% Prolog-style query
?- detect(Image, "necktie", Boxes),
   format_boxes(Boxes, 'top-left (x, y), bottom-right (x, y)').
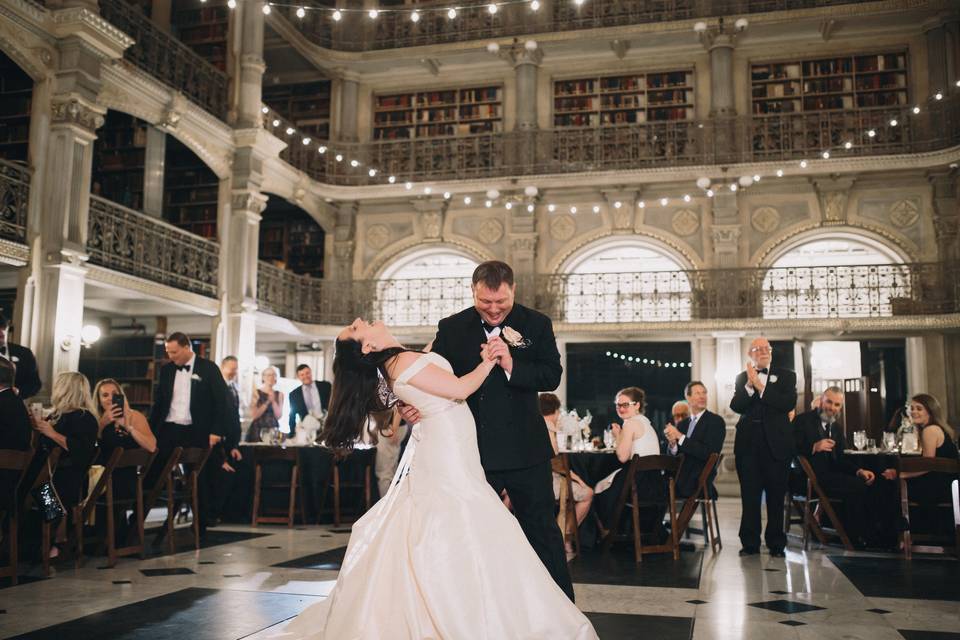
top-left (229, 383), bottom-right (239, 406)
top-left (688, 413), bottom-right (699, 439)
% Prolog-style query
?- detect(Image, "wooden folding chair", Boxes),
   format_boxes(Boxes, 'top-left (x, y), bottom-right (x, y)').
top-left (601, 454), bottom-right (682, 562)
top-left (674, 453), bottom-right (723, 553)
top-left (792, 456), bottom-right (853, 551)
top-left (328, 449), bottom-right (373, 527)
top-left (898, 456), bottom-right (960, 559)
top-left (251, 446), bottom-right (306, 527)
top-left (551, 453), bottom-right (580, 557)
top-left (75, 448), bottom-right (156, 567)
top-left (152, 446), bottom-right (210, 554)
top-left (0, 448), bottom-right (34, 585)
top-left (20, 448), bottom-right (63, 577)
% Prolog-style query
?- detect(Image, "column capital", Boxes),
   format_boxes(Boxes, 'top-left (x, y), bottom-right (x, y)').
top-left (50, 96), bottom-right (105, 134)
top-left (230, 190), bottom-right (268, 218)
top-left (698, 29), bottom-right (736, 52)
top-left (493, 39), bottom-right (543, 67)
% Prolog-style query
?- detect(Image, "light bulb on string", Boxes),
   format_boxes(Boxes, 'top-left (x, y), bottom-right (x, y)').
top-left (843, 141), bottom-right (853, 149)
top-left (424, 186), bottom-right (432, 195)
top-left (388, 175), bottom-right (396, 183)
top-left (799, 160), bottom-right (808, 168)
top-left (729, 183), bottom-right (738, 192)
top-left (301, 137), bottom-right (311, 145)
top-left (350, 159), bottom-right (360, 167)
top-left (368, 9), bottom-right (378, 19)
top-left (272, 119), bottom-right (280, 127)
top-left (335, 154), bottom-right (343, 162)
top-left (285, 126), bottom-right (295, 135)
top-left (776, 169), bottom-right (784, 177)
top-left (443, 191), bottom-right (451, 200)
top-left (570, 206), bottom-right (577, 214)
top-left (368, 168), bottom-right (377, 177)
top-left (660, 197), bottom-right (668, 206)
top-left (261, 106), bottom-right (269, 114)
top-left (889, 118), bottom-right (898, 127)
top-left (332, 9), bottom-right (342, 21)
top-left (682, 194), bottom-right (691, 203)
top-left (527, 204), bottom-right (535, 212)
top-left (411, 10), bottom-right (420, 22)
top-left (913, 106), bottom-right (921, 114)
top-left (592, 205), bottom-right (600, 213)
top-left (405, 181), bottom-right (413, 190)
top-left (447, 7), bottom-right (457, 19)
top-left (530, 0), bottom-right (540, 9)
top-left (821, 151), bottom-right (830, 159)
top-left (867, 129), bottom-right (876, 138)
top-left (296, 6), bottom-right (305, 18)
top-left (318, 145), bottom-right (327, 154)
top-left (262, 3), bottom-right (271, 15)
top-left (487, 4), bottom-right (498, 15)
top-left (638, 200), bottom-right (645, 208)
top-left (505, 202), bottom-right (513, 210)
top-left (464, 196), bottom-right (472, 205)
top-left (613, 201), bottom-right (622, 208)
top-left (935, 91), bottom-right (943, 101)
top-left (227, 0), bottom-right (236, 8)
top-left (706, 189), bottom-right (714, 197)
top-left (485, 200), bottom-right (493, 208)
top-left (547, 204), bottom-right (556, 212)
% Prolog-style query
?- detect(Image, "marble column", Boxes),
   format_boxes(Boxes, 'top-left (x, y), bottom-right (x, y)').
top-left (505, 42), bottom-right (542, 169)
top-left (142, 126), bottom-right (166, 217)
top-left (338, 76), bottom-right (360, 142)
top-left (712, 331), bottom-right (743, 491)
top-left (330, 201), bottom-right (358, 281)
top-left (700, 26), bottom-right (739, 164)
top-left (235, 0), bottom-right (266, 129)
top-left (926, 20), bottom-right (949, 95)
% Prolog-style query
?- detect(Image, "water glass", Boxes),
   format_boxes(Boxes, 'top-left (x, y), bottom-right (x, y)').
top-left (853, 431), bottom-right (867, 451)
top-left (883, 432), bottom-right (897, 452)
top-left (30, 402), bottom-right (43, 421)
top-left (866, 438), bottom-right (876, 452)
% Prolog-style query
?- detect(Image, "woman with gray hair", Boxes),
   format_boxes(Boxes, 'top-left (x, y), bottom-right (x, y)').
top-left (31, 371), bottom-right (99, 558)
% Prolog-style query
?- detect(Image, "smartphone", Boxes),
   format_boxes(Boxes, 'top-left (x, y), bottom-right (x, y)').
top-left (112, 392), bottom-right (125, 417)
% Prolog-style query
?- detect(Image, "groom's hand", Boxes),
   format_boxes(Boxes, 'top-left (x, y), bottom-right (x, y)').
top-left (486, 337), bottom-right (513, 375)
top-left (398, 401), bottom-right (421, 425)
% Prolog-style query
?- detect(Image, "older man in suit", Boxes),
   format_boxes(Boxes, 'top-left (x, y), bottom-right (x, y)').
top-left (730, 337), bottom-right (797, 557)
top-left (665, 380), bottom-right (726, 500)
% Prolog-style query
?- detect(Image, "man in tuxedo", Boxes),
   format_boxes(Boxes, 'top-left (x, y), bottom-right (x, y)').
top-left (664, 380), bottom-right (726, 499)
top-left (209, 355), bottom-right (245, 524)
top-left (402, 260), bottom-right (573, 602)
top-left (288, 364), bottom-right (331, 437)
top-left (730, 337), bottom-right (797, 557)
top-left (148, 332), bottom-right (231, 535)
top-left (0, 311), bottom-right (41, 399)
top-left (793, 386), bottom-right (875, 546)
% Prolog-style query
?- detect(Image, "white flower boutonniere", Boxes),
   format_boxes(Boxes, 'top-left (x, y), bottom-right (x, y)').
top-left (11, 356), bottom-right (19, 363)
top-left (191, 373), bottom-right (202, 382)
top-left (769, 374), bottom-right (778, 383)
top-left (501, 326), bottom-right (532, 349)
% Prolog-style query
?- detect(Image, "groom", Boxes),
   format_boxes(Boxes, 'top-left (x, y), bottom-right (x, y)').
top-left (401, 260), bottom-right (574, 601)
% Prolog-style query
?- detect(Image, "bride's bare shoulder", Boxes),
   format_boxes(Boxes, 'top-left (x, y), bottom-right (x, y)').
top-left (385, 351), bottom-right (424, 379)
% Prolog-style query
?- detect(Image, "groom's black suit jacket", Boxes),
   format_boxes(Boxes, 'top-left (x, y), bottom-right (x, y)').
top-left (149, 355), bottom-right (231, 441)
top-left (432, 304), bottom-right (561, 472)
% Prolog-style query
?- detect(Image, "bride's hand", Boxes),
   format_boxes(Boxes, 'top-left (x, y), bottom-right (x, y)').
top-left (480, 343), bottom-right (498, 364)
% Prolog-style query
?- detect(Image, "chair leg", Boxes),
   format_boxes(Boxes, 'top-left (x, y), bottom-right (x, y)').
top-left (333, 464), bottom-right (341, 528)
top-left (10, 511), bottom-right (18, 586)
top-left (287, 464), bottom-right (298, 528)
top-left (631, 487), bottom-right (642, 564)
top-left (106, 485), bottom-right (117, 568)
top-left (364, 466), bottom-right (372, 512)
top-left (191, 473), bottom-right (201, 551)
top-left (252, 463), bottom-right (262, 527)
top-left (711, 499), bottom-right (722, 552)
top-left (73, 506), bottom-right (83, 569)
top-left (166, 479), bottom-right (175, 556)
top-left (136, 478), bottom-right (146, 560)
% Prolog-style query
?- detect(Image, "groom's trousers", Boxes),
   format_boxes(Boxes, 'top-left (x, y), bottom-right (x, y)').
top-left (486, 459), bottom-right (576, 602)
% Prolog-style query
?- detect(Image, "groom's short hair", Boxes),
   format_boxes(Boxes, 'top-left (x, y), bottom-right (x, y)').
top-left (472, 261), bottom-right (514, 290)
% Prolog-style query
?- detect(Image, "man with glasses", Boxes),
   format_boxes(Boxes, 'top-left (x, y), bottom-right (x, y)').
top-left (730, 338), bottom-right (797, 557)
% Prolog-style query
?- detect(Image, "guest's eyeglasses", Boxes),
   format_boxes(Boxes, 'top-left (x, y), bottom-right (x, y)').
top-left (615, 401), bottom-right (638, 409)
top-left (749, 346), bottom-right (773, 354)
top-left (672, 413), bottom-right (688, 420)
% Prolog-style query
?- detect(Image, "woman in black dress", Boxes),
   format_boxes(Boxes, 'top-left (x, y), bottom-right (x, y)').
top-left (246, 367), bottom-right (284, 442)
top-left (31, 372), bottom-right (99, 558)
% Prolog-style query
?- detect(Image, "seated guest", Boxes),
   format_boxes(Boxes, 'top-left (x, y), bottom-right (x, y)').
top-left (31, 372), bottom-right (99, 558)
top-left (373, 407), bottom-right (408, 499)
top-left (671, 401), bottom-right (691, 426)
top-left (288, 364), bottom-right (331, 438)
top-left (594, 387), bottom-right (665, 538)
top-left (540, 393), bottom-right (594, 552)
top-left (0, 356), bottom-right (32, 510)
top-left (93, 378), bottom-right (157, 543)
top-left (881, 393), bottom-right (959, 535)
top-left (793, 386), bottom-right (876, 547)
top-left (0, 311), bottom-right (41, 399)
top-left (664, 380), bottom-right (726, 499)
top-left (246, 367), bottom-right (283, 443)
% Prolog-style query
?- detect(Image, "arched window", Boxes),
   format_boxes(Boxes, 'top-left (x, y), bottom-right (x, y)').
top-left (560, 239), bottom-right (692, 323)
top-left (376, 248), bottom-right (479, 326)
top-left (762, 235), bottom-right (908, 319)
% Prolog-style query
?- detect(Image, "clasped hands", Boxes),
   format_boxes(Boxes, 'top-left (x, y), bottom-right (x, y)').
top-left (481, 336), bottom-right (513, 373)
top-left (745, 361), bottom-right (765, 393)
top-left (663, 423), bottom-right (682, 445)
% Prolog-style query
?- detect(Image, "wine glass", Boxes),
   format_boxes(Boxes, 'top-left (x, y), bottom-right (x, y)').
top-left (853, 431), bottom-right (867, 451)
top-left (883, 432), bottom-right (897, 452)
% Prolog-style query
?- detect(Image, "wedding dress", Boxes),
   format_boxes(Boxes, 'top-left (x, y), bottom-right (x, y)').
top-left (274, 352), bottom-right (597, 640)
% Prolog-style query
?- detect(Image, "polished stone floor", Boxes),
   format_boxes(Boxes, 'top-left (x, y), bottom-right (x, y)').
top-left (1, 502), bottom-right (957, 640)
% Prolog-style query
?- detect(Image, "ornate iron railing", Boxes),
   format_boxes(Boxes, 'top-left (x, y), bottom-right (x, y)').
top-left (255, 261), bottom-right (960, 326)
top-left (270, 98), bottom-right (960, 185)
top-left (88, 196), bottom-right (220, 297)
top-left (282, 0), bottom-right (877, 52)
top-left (99, 0), bottom-right (229, 120)
top-left (0, 159), bottom-right (30, 245)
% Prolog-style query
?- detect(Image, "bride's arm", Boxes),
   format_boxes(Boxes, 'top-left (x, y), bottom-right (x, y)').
top-left (390, 351), bottom-right (496, 401)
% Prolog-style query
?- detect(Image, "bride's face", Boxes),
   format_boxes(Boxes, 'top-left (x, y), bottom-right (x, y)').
top-left (339, 318), bottom-right (392, 354)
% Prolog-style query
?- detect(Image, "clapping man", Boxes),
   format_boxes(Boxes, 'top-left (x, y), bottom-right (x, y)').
top-left (792, 386), bottom-right (875, 547)
top-left (730, 337), bottom-right (797, 557)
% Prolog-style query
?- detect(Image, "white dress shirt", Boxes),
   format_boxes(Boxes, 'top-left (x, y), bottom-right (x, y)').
top-left (670, 409), bottom-right (705, 454)
top-left (165, 354), bottom-right (196, 425)
top-left (744, 369), bottom-right (770, 398)
top-left (483, 324), bottom-right (511, 381)
top-left (303, 382), bottom-right (323, 415)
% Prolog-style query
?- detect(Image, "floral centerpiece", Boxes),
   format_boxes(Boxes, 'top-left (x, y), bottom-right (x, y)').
top-left (556, 408), bottom-right (593, 451)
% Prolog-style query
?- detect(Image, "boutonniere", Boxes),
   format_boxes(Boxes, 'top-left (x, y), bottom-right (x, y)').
top-left (501, 326), bottom-right (532, 349)
top-left (191, 373), bottom-right (202, 382)
top-left (769, 374), bottom-right (778, 383)
top-left (10, 356), bottom-right (19, 363)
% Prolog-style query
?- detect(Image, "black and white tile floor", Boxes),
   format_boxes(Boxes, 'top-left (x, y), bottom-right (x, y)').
top-left (1, 502), bottom-right (957, 639)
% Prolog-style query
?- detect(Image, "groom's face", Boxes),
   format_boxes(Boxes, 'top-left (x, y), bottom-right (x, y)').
top-left (472, 282), bottom-right (515, 327)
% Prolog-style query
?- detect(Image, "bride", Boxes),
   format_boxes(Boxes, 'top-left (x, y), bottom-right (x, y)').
top-left (274, 318), bottom-right (597, 640)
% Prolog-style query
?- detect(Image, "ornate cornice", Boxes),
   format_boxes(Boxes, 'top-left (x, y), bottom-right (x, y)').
top-left (0, 237), bottom-right (30, 266)
top-left (51, 97), bottom-right (105, 131)
top-left (86, 264), bottom-right (220, 315)
top-left (49, 7), bottom-right (133, 58)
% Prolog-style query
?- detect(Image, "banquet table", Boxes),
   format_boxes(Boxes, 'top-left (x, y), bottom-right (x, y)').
top-left (562, 449), bottom-right (620, 487)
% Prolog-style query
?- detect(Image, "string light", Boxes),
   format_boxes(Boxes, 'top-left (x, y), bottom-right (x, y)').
top-left (332, 9), bottom-right (342, 20)
top-left (263, 0), bottom-right (586, 23)
top-left (487, 3), bottom-right (498, 14)
top-left (296, 6), bottom-right (305, 18)
top-left (405, 181), bottom-right (413, 190)
top-left (368, 9), bottom-right (378, 19)
top-left (447, 7), bottom-right (457, 19)
top-left (411, 10), bottom-right (420, 22)
top-left (227, 0), bottom-right (236, 8)
top-left (350, 159), bottom-right (360, 167)
top-left (285, 126), bottom-right (295, 135)
top-left (530, 0), bottom-right (540, 9)
top-left (464, 196), bottom-right (472, 205)
top-left (262, 3), bottom-right (271, 14)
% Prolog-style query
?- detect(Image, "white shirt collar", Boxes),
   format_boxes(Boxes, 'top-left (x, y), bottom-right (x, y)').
top-left (691, 409), bottom-right (706, 421)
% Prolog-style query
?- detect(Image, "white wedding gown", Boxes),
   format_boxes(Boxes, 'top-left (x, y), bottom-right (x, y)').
top-left (274, 352), bottom-right (597, 640)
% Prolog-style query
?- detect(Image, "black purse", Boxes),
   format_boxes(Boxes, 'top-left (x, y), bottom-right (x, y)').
top-left (31, 459), bottom-right (65, 523)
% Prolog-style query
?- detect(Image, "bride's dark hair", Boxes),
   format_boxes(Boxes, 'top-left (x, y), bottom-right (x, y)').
top-left (321, 338), bottom-right (412, 450)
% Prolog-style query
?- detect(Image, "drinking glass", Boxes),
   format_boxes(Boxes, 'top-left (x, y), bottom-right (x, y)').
top-left (883, 432), bottom-right (897, 452)
top-left (30, 402), bottom-right (43, 421)
top-left (866, 438), bottom-right (876, 452)
top-left (853, 431), bottom-right (867, 451)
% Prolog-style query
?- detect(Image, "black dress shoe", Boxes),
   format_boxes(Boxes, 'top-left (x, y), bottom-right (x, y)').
top-left (769, 548), bottom-right (786, 558)
top-left (739, 547), bottom-right (760, 556)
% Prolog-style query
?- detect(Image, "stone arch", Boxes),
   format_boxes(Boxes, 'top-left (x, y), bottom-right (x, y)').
top-left (364, 237), bottom-right (495, 281)
top-left (753, 224), bottom-right (913, 268)
top-left (549, 229), bottom-right (700, 275)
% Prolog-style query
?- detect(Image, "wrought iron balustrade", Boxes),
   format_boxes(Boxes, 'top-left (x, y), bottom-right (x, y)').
top-left (99, 0), bottom-right (229, 120)
top-left (271, 98), bottom-right (960, 185)
top-left (88, 196), bottom-right (219, 297)
top-left (0, 159), bottom-right (29, 245)
top-left (283, 0), bottom-right (876, 52)
top-left (255, 262), bottom-right (960, 326)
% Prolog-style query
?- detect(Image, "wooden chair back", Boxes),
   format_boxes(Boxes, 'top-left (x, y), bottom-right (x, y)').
top-left (251, 446), bottom-right (305, 527)
top-left (674, 453), bottom-right (723, 552)
top-left (551, 453), bottom-right (579, 557)
top-left (897, 455), bottom-right (960, 559)
top-left (0, 448), bottom-right (34, 585)
top-left (794, 456), bottom-right (853, 551)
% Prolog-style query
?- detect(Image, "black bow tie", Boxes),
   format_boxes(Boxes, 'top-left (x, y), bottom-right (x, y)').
top-left (756, 367), bottom-right (769, 375)
top-left (482, 321), bottom-right (502, 332)
top-left (176, 364), bottom-right (191, 372)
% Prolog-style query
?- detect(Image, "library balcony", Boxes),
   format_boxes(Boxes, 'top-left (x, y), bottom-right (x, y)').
top-left (255, 260), bottom-right (960, 330)
top-left (87, 195), bottom-right (220, 298)
top-left (0, 158), bottom-right (29, 248)
top-left (270, 97), bottom-right (960, 186)
top-left (280, 0), bottom-right (876, 52)
top-left (99, 0), bottom-right (229, 120)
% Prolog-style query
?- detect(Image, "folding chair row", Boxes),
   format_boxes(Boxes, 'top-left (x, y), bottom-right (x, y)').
top-left (0, 448), bottom-right (35, 585)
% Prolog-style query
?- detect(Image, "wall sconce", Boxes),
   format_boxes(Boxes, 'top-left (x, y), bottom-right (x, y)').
top-left (60, 324), bottom-right (102, 351)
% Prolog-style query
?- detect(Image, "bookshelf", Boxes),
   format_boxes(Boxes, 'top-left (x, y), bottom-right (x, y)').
top-left (163, 135), bottom-right (220, 239)
top-left (263, 81), bottom-right (331, 140)
top-left (373, 86), bottom-right (503, 140)
top-left (0, 52), bottom-right (33, 163)
top-left (78, 336), bottom-right (166, 414)
top-left (553, 70), bottom-right (694, 128)
top-left (259, 197), bottom-right (325, 278)
top-left (91, 111), bottom-right (148, 212)
top-left (751, 52), bottom-right (908, 115)
top-left (171, 0), bottom-right (231, 73)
